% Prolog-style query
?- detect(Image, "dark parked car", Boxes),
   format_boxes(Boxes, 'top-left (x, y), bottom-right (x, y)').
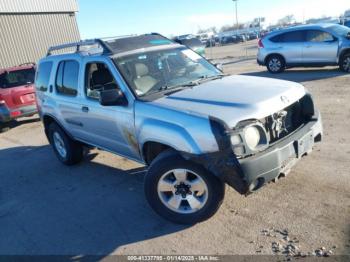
top-left (220, 35), bottom-right (239, 45)
top-left (248, 32), bottom-right (259, 40)
top-left (223, 34), bottom-right (245, 44)
top-left (205, 38), bottom-right (216, 47)
top-left (236, 34), bottom-right (246, 42)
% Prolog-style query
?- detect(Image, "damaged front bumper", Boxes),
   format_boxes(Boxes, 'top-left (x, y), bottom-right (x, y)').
top-left (237, 110), bottom-right (323, 192)
top-left (182, 111), bottom-right (322, 195)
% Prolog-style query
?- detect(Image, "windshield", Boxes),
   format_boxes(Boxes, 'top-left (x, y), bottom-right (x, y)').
top-left (329, 24), bottom-right (350, 37)
top-left (114, 47), bottom-right (221, 97)
top-left (0, 68), bottom-right (35, 89)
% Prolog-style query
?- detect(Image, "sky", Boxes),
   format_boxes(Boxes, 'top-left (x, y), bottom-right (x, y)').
top-left (76, 0), bottom-right (350, 39)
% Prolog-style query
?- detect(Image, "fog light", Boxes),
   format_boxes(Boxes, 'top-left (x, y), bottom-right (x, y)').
top-left (230, 134), bottom-right (241, 145)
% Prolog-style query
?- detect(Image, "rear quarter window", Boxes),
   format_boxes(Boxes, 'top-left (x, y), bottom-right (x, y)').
top-left (56, 60), bottom-right (79, 96)
top-left (35, 62), bottom-right (53, 92)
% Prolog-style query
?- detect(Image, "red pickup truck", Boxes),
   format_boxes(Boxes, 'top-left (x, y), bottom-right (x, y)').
top-left (0, 63), bottom-right (37, 132)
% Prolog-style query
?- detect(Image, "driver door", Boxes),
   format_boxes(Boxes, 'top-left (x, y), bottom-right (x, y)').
top-left (77, 58), bottom-right (140, 160)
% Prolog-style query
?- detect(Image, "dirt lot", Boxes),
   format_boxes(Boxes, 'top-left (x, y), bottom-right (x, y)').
top-left (0, 43), bottom-right (349, 258)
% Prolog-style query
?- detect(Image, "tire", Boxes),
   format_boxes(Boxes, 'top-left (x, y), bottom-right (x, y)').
top-left (144, 150), bottom-right (225, 224)
top-left (0, 122), bottom-right (10, 133)
top-left (48, 122), bottom-right (83, 165)
top-left (266, 55), bottom-right (285, 73)
top-left (339, 53), bottom-right (350, 73)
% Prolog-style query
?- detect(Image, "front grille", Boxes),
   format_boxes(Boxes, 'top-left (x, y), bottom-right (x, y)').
top-left (263, 95), bottom-right (314, 143)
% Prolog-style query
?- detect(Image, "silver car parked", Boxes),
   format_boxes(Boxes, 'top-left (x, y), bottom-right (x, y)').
top-left (257, 24), bottom-right (350, 73)
top-left (35, 34), bottom-right (322, 224)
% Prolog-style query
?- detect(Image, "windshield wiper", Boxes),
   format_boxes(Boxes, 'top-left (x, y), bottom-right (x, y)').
top-left (160, 82), bottom-right (197, 91)
top-left (144, 74), bottom-right (227, 97)
top-left (161, 74), bottom-right (226, 92)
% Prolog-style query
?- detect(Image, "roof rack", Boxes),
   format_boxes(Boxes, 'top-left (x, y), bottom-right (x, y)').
top-left (99, 34), bottom-right (137, 42)
top-left (46, 33), bottom-right (177, 57)
top-left (47, 39), bottom-right (113, 56)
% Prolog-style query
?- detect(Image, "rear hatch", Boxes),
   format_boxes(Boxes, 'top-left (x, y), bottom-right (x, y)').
top-left (0, 67), bottom-right (36, 110)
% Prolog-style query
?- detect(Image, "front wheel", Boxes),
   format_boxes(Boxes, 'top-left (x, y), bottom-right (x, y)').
top-left (144, 151), bottom-right (225, 224)
top-left (339, 54), bottom-right (350, 73)
top-left (266, 55), bottom-right (285, 73)
top-left (0, 122), bottom-right (10, 133)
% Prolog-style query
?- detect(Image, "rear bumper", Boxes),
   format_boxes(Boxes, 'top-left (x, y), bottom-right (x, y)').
top-left (238, 111), bottom-right (323, 191)
top-left (0, 104), bottom-right (37, 123)
top-left (257, 58), bottom-right (265, 66)
top-left (257, 49), bottom-right (267, 66)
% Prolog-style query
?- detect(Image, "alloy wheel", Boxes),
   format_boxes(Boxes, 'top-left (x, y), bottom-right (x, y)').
top-left (157, 168), bottom-right (208, 214)
top-left (268, 58), bottom-right (282, 72)
top-left (53, 132), bottom-right (67, 158)
top-left (343, 57), bottom-right (350, 72)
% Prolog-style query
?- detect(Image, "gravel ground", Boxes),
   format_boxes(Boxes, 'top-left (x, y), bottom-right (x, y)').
top-left (0, 44), bottom-right (349, 258)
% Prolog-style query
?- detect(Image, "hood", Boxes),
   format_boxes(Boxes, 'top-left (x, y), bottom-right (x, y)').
top-left (153, 75), bottom-right (306, 128)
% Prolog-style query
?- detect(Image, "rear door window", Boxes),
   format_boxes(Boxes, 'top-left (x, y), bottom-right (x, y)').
top-left (56, 60), bottom-right (79, 96)
top-left (306, 30), bottom-right (335, 42)
top-left (0, 68), bottom-right (35, 89)
top-left (35, 62), bottom-right (53, 92)
top-left (270, 31), bottom-right (305, 43)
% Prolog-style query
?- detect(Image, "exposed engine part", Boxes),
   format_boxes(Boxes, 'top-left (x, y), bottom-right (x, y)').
top-left (271, 110), bottom-right (288, 139)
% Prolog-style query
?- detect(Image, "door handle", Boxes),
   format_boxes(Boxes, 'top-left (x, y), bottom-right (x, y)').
top-left (82, 106), bottom-right (89, 113)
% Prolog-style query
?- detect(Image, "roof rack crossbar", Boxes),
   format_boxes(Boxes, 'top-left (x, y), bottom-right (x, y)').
top-left (47, 39), bottom-right (112, 56)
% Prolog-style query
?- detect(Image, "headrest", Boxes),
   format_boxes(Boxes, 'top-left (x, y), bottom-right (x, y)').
top-left (135, 63), bottom-right (149, 77)
top-left (92, 68), bottom-right (113, 85)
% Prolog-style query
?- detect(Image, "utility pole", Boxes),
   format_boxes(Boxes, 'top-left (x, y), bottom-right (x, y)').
top-left (232, 0), bottom-right (238, 32)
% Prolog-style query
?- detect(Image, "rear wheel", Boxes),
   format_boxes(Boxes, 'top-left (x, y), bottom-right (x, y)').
top-left (339, 53), bottom-right (350, 73)
top-left (48, 123), bottom-right (83, 165)
top-left (266, 55), bottom-right (285, 73)
top-left (144, 151), bottom-right (225, 224)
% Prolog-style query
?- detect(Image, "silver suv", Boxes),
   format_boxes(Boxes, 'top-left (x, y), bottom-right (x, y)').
top-left (35, 34), bottom-right (323, 224)
top-left (257, 24), bottom-right (350, 73)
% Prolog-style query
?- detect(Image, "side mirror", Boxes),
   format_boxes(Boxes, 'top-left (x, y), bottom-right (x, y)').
top-left (99, 89), bottom-right (128, 106)
top-left (215, 63), bottom-right (223, 71)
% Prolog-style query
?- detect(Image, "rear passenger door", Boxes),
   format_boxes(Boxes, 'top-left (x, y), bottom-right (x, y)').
top-left (270, 30), bottom-right (306, 64)
top-left (54, 59), bottom-right (84, 138)
top-left (303, 30), bottom-right (338, 63)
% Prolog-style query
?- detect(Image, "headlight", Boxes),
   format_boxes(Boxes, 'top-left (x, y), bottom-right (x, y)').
top-left (231, 122), bottom-right (268, 157)
top-left (243, 123), bottom-right (268, 151)
top-left (244, 126), bottom-right (261, 150)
